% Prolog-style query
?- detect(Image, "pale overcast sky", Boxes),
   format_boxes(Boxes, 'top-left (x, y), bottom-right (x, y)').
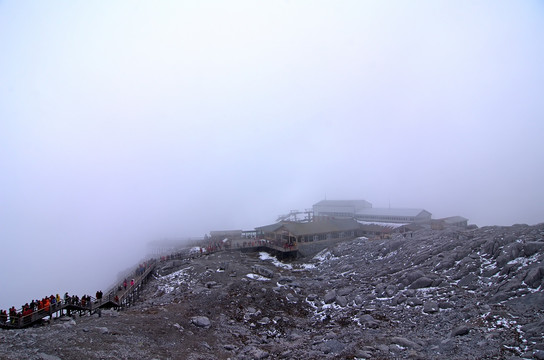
top-left (1, 1), bottom-right (543, 309)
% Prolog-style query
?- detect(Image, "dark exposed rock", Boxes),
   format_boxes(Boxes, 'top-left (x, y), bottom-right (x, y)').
top-left (391, 336), bottom-right (421, 349)
top-left (423, 301), bottom-right (439, 313)
top-left (524, 267), bottom-right (544, 288)
top-left (458, 273), bottom-right (479, 287)
top-left (320, 339), bottom-right (345, 354)
top-left (409, 276), bottom-right (433, 289)
top-left (324, 290), bottom-right (337, 304)
top-left (335, 295), bottom-right (348, 307)
top-left (452, 325), bottom-right (471, 337)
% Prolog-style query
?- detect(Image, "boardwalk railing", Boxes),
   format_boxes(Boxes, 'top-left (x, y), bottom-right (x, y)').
top-left (0, 260), bottom-right (157, 330)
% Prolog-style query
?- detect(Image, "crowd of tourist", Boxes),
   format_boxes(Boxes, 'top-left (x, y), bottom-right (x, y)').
top-left (0, 292), bottom-right (94, 326)
top-left (1, 260), bottom-right (156, 327)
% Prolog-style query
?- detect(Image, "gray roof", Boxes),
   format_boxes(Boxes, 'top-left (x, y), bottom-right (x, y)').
top-left (440, 216), bottom-right (468, 224)
top-left (357, 208), bottom-right (430, 217)
top-left (313, 199), bottom-right (372, 208)
top-left (256, 218), bottom-right (360, 236)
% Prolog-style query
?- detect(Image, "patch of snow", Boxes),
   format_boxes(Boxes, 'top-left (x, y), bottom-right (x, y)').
top-left (375, 297), bottom-right (393, 301)
top-left (376, 250), bottom-right (398, 260)
top-left (259, 252), bottom-right (293, 269)
top-left (507, 253), bottom-right (540, 267)
top-left (156, 267), bottom-right (193, 294)
top-left (190, 247), bottom-right (205, 254)
top-left (314, 249), bottom-right (337, 262)
top-left (246, 273), bottom-right (270, 281)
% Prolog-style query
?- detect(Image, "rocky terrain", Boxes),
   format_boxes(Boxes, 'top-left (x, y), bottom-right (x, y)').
top-left (1, 223), bottom-right (544, 359)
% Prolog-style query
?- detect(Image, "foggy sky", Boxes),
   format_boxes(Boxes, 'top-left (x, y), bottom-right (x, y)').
top-left (1, 1), bottom-right (543, 309)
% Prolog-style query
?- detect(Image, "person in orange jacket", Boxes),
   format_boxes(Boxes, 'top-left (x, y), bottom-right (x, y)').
top-left (44, 297), bottom-right (50, 313)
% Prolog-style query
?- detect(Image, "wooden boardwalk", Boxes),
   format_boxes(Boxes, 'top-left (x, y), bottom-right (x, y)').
top-left (0, 261), bottom-right (156, 329)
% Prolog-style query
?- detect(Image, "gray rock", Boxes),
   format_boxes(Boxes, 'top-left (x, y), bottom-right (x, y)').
top-left (96, 327), bottom-right (109, 334)
top-left (320, 339), bottom-right (345, 354)
top-left (335, 295), bottom-right (348, 307)
top-left (354, 295), bottom-right (364, 306)
top-left (393, 294), bottom-right (407, 305)
top-left (248, 348), bottom-right (269, 359)
top-left (246, 306), bottom-right (257, 314)
top-left (407, 297), bottom-right (423, 306)
top-left (391, 336), bottom-right (420, 349)
top-left (434, 257), bottom-right (455, 271)
top-left (458, 273), bottom-right (479, 287)
top-left (385, 284), bottom-right (398, 297)
top-left (523, 242), bottom-right (544, 257)
top-left (278, 276), bottom-right (294, 284)
top-left (423, 301), bottom-right (439, 313)
top-left (438, 301), bottom-right (453, 309)
top-left (251, 265), bottom-right (274, 278)
top-left (191, 316), bottom-right (211, 328)
top-left (409, 277), bottom-right (433, 289)
top-left (337, 286), bottom-right (354, 296)
top-left (359, 314), bottom-right (379, 328)
top-left (502, 284), bottom-right (542, 310)
top-left (524, 267), bottom-right (544, 288)
top-left (356, 350), bottom-right (373, 358)
top-left (324, 290), bottom-right (337, 304)
top-left (286, 293), bottom-right (298, 303)
top-left (521, 318), bottom-right (544, 339)
top-left (205, 281), bottom-right (218, 288)
top-left (451, 325), bottom-right (471, 336)
top-left (405, 270), bottom-right (425, 284)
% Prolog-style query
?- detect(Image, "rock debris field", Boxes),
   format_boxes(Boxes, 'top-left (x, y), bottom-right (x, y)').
top-left (1, 223), bottom-right (544, 360)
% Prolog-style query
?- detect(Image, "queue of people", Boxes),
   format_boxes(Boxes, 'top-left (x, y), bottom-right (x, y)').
top-left (1, 259), bottom-right (156, 328)
top-left (0, 292), bottom-right (99, 327)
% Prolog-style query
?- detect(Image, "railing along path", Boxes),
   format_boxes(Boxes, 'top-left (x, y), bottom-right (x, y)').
top-left (0, 261), bottom-right (157, 329)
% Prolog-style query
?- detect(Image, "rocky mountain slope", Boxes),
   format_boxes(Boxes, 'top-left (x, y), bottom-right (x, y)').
top-left (1, 223), bottom-right (543, 359)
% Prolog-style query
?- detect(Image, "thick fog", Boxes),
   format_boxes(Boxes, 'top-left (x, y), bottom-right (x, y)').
top-left (1, 1), bottom-right (543, 310)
